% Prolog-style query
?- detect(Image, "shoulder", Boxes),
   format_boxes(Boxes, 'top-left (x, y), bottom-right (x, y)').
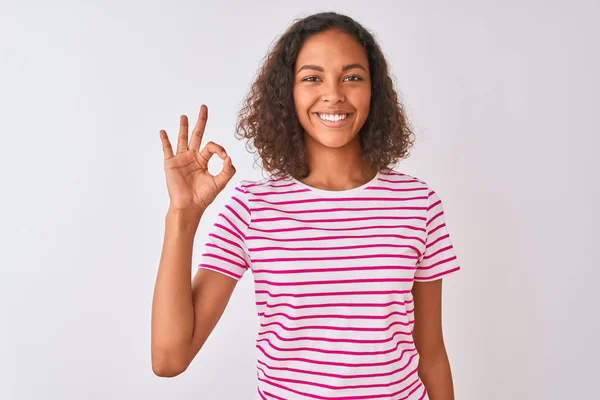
top-left (378, 168), bottom-right (445, 212)
top-left (235, 174), bottom-right (285, 195)
top-left (226, 174), bottom-right (291, 207)
top-left (378, 167), bottom-right (432, 193)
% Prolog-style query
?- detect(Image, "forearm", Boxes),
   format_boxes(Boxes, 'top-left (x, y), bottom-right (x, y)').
top-left (151, 207), bottom-right (203, 371)
top-left (418, 348), bottom-right (455, 400)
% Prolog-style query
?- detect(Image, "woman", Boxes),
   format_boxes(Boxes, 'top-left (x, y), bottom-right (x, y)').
top-left (152, 12), bottom-right (460, 399)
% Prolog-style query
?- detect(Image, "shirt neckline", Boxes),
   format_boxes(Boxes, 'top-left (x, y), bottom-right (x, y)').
top-left (288, 170), bottom-right (381, 197)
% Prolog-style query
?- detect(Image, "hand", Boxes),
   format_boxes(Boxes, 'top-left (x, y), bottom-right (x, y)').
top-left (159, 105), bottom-right (236, 213)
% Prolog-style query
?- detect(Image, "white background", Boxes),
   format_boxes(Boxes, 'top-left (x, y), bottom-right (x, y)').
top-left (1, 0), bottom-right (598, 399)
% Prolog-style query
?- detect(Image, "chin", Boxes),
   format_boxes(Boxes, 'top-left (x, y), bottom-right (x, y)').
top-left (309, 131), bottom-right (356, 149)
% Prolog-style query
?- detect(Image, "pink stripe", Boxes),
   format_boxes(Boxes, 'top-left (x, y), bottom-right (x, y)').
top-left (377, 177), bottom-right (420, 184)
top-left (201, 252), bottom-right (247, 270)
top-left (257, 374), bottom-right (421, 400)
top-left (257, 328), bottom-right (413, 345)
top-left (401, 382), bottom-right (425, 400)
top-left (365, 186), bottom-right (427, 193)
top-left (263, 392), bottom-right (285, 400)
top-left (427, 199), bottom-right (441, 212)
top-left (418, 256), bottom-right (458, 270)
top-left (256, 299), bottom-right (413, 310)
top-left (248, 224), bottom-right (426, 234)
top-left (425, 233), bottom-right (449, 249)
top-left (253, 264), bottom-right (417, 275)
top-left (415, 266), bottom-right (460, 281)
top-left (255, 277), bottom-right (413, 287)
top-left (252, 188), bottom-right (312, 196)
top-left (208, 233), bottom-right (243, 250)
top-left (380, 170), bottom-right (407, 176)
top-left (246, 233), bottom-right (425, 245)
top-left (225, 197), bottom-right (250, 226)
top-left (260, 319), bottom-right (414, 333)
top-left (213, 222), bottom-right (243, 242)
top-left (256, 352), bottom-right (419, 380)
top-left (257, 365), bottom-right (419, 390)
top-left (218, 212), bottom-right (245, 238)
top-left (242, 179), bottom-right (286, 190)
top-left (422, 245), bottom-right (453, 260)
top-left (253, 253), bottom-right (419, 263)
top-left (250, 243), bottom-right (422, 257)
top-left (249, 195), bottom-right (428, 206)
top-left (256, 344), bottom-right (416, 368)
top-left (258, 308), bottom-right (414, 321)
top-left (262, 390), bottom-right (286, 400)
top-left (262, 182), bottom-right (297, 188)
top-left (233, 187), bottom-right (251, 209)
top-left (205, 242), bottom-right (247, 264)
top-left (235, 187), bottom-right (251, 198)
top-left (251, 205), bottom-right (427, 214)
top-left (256, 336), bottom-right (414, 356)
top-left (255, 289), bottom-right (411, 298)
top-left (252, 215), bottom-right (425, 223)
top-left (426, 210), bottom-right (444, 227)
top-left (428, 222), bottom-right (446, 236)
top-left (257, 387), bottom-right (269, 400)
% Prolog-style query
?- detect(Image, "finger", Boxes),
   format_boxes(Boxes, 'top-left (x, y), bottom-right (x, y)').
top-left (159, 130), bottom-right (174, 160)
top-left (213, 155), bottom-right (237, 191)
top-left (189, 105), bottom-right (208, 153)
top-left (198, 141), bottom-right (227, 167)
top-left (177, 115), bottom-right (189, 153)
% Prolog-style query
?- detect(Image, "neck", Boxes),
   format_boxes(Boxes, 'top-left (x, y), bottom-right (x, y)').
top-left (298, 135), bottom-right (377, 191)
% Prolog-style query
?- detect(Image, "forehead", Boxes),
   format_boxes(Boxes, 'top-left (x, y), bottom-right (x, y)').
top-left (295, 29), bottom-right (368, 68)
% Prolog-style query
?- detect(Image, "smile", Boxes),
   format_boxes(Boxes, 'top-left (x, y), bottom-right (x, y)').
top-left (315, 113), bottom-right (351, 122)
top-left (313, 112), bottom-right (353, 128)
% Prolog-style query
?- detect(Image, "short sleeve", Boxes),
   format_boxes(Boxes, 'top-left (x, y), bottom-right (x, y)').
top-left (197, 182), bottom-right (252, 281)
top-left (414, 188), bottom-right (461, 282)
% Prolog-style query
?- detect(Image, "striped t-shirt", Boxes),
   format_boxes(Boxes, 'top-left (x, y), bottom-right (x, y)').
top-left (198, 168), bottom-right (460, 400)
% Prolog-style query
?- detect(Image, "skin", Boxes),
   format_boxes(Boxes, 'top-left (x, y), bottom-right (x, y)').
top-left (293, 29), bottom-right (455, 399)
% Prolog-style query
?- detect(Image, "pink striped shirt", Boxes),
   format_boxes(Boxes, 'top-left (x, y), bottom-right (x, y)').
top-left (198, 168), bottom-right (460, 400)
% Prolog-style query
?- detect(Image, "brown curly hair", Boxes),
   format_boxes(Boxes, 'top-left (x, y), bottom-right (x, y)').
top-left (235, 11), bottom-right (415, 180)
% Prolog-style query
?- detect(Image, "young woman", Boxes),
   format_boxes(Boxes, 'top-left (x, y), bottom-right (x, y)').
top-left (152, 12), bottom-right (460, 400)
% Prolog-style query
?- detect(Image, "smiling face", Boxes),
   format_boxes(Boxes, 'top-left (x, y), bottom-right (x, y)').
top-left (293, 29), bottom-right (371, 150)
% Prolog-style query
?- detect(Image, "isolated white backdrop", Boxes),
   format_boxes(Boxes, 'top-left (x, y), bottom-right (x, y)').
top-left (1, 0), bottom-right (598, 399)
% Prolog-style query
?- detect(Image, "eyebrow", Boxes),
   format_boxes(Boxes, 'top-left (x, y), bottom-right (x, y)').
top-left (296, 63), bottom-right (368, 74)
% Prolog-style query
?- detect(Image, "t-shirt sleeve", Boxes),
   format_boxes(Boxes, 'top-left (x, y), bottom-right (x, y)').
top-left (197, 182), bottom-right (252, 281)
top-left (414, 187), bottom-right (461, 282)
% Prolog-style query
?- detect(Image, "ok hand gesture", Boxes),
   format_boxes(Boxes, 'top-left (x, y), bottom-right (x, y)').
top-left (159, 105), bottom-right (236, 213)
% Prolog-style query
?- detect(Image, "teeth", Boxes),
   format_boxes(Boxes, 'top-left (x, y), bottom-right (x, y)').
top-left (317, 113), bottom-right (349, 122)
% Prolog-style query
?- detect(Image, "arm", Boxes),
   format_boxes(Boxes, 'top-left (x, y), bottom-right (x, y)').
top-left (151, 207), bottom-right (238, 377)
top-left (412, 279), bottom-right (455, 399)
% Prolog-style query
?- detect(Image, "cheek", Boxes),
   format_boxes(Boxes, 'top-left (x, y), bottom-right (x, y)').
top-left (293, 93), bottom-right (316, 127)
top-left (354, 88), bottom-right (371, 121)
top-left (293, 89), bottom-right (304, 113)
top-left (360, 87), bottom-right (372, 109)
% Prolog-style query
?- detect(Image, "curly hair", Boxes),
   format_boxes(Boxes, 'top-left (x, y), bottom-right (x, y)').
top-left (235, 11), bottom-right (415, 180)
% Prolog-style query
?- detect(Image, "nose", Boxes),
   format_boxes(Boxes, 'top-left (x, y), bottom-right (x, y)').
top-left (321, 81), bottom-right (345, 104)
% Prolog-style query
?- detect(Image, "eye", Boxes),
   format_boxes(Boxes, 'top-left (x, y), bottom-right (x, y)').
top-left (344, 75), bottom-right (363, 82)
top-left (302, 76), bottom-right (321, 82)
